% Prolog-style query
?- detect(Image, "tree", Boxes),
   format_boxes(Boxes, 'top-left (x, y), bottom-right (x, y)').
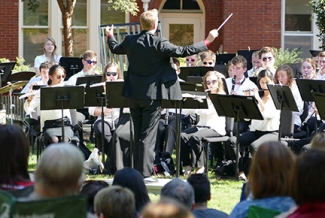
top-left (22, 0), bottom-right (138, 56)
top-left (310, 0), bottom-right (325, 50)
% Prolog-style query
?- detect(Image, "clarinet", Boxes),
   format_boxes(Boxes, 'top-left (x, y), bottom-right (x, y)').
top-left (298, 108), bottom-right (316, 131)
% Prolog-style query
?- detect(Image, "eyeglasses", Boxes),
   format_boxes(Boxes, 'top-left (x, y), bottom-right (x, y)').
top-left (106, 72), bottom-right (117, 76)
top-left (203, 61), bottom-right (214, 65)
top-left (85, 60), bottom-right (97, 65)
top-left (205, 80), bottom-right (217, 85)
top-left (186, 58), bottom-right (196, 62)
top-left (262, 57), bottom-right (273, 62)
top-left (56, 74), bottom-right (65, 79)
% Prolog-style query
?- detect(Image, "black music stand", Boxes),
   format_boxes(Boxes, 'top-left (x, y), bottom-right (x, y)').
top-left (59, 57), bottom-right (83, 81)
top-left (179, 66), bottom-right (213, 82)
top-left (76, 75), bottom-right (102, 87)
top-left (162, 89), bottom-right (208, 177)
top-left (311, 91), bottom-right (325, 121)
top-left (216, 53), bottom-right (236, 65)
top-left (105, 81), bottom-right (133, 167)
top-left (84, 85), bottom-right (106, 164)
top-left (40, 86), bottom-right (85, 140)
top-left (209, 94), bottom-right (263, 179)
top-left (267, 84), bottom-right (298, 141)
top-left (0, 62), bottom-right (15, 88)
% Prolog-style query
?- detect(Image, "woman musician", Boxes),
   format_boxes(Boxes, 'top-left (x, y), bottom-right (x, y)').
top-left (226, 70), bottom-right (280, 181)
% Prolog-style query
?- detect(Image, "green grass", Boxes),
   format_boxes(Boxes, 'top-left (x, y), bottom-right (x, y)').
top-left (29, 142), bottom-right (242, 214)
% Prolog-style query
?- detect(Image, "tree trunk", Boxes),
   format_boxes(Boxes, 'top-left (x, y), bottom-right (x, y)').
top-left (57, 0), bottom-right (76, 57)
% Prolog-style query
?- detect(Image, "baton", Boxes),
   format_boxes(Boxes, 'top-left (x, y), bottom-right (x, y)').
top-left (217, 13), bottom-right (233, 31)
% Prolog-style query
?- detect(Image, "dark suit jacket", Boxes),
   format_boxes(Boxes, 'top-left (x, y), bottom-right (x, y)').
top-left (107, 30), bottom-right (208, 100)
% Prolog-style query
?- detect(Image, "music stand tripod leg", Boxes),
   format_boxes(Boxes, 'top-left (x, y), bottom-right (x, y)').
top-left (100, 97), bottom-right (105, 165)
top-left (235, 111), bottom-right (240, 180)
top-left (175, 101), bottom-right (182, 177)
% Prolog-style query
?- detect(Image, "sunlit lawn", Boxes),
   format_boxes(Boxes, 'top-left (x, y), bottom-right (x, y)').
top-left (28, 141), bottom-right (242, 214)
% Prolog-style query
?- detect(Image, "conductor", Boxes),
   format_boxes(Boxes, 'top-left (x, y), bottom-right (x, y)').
top-left (106, 8), bottom-right (219, 180)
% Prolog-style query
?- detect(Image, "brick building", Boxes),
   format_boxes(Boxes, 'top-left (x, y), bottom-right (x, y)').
top-left (0, 0), bottom-right (318, 65)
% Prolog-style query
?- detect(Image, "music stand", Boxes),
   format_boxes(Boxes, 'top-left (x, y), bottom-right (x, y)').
top-left (209, 94), bottom-right (263, 179)
top-left (186, 77), bottom-right (204, 92)
top-left (105, 81), bottom-right (133, 167)
top-left (32, 85), bottom-right (46, 91)
top-left (179, 66), bottom-right (213, 81)
top-left (40, 86), bottom-right (85, 140)
top-left (84, 85), bottom-right (106, 164)
top-left (296, 79), bottom-right (325, 102)
top-left (59, 57), bottom-right (83, 81)
top-left (0, 62), bottom-right (16, 88)
top-left (267, 84), bottom-right (298, 141)
top-left (216, 53), bottom-right (236, 65)
top-left (311, 91), bottom-right (325, 121)
top-left (162, 88), bottom-right (208, 177)
top-left (76, 75), bottom-right (102, 87)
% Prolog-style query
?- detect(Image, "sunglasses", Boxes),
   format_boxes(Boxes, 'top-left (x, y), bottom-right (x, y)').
top-left (186, 58), bottom-right (196, 62)
top-left (106, 72), bottom-right (117, 76)
top-left (203, 61), bottom-right (214, 65)
top-left (262, 57), bottom-right (273, 62)
top-left (85, 60), bottom-right (97, 64)
top-left (205, 80), bottom-right (217, 85)
top-left (56, 74), bottom-right (65, 79)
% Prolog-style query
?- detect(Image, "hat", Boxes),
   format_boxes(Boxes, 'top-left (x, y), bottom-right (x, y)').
top-left (310, 50), bottom-right (322, 57)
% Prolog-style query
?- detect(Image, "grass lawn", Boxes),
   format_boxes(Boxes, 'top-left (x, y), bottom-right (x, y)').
top-left (28, 142), bottom-right (243, 215)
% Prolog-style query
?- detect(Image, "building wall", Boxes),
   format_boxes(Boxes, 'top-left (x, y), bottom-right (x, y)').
top-left (0, 0), bottom-right (19, 60)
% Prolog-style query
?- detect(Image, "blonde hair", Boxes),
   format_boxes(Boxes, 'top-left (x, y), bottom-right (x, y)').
top-left (81, 50), bottom-right (97, 60)
top-left (43, 37), bottom-right (58, 64)
top-left (102, 62), bottom-right (123, 82)
top-left (140, 9), bottom-right (158, 30)
top-left (310, 132), bottom-right (325, 149)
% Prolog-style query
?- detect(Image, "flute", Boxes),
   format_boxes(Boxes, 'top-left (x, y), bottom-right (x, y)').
top-left (243, 88), bottom-right (268, 92)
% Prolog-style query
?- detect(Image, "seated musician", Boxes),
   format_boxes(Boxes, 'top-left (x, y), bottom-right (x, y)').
top-left (180, 71), bottom-right (226, 175)
top-left (226, 70), bottom-right (280, 181)
top-left (21, 62), bottom-right (51, 94)
top-left (274, 64), bottom-right (304, 134)
top-left (25, 64), bottom-right (75, 144)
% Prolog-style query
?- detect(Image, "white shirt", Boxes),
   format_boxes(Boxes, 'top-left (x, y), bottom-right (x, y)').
top-left (66, 69), bottom-right (98, 86)
top-left (34, 54), bottom-right (61, 69)
top-left (226, 77), bottom-right (258, 96)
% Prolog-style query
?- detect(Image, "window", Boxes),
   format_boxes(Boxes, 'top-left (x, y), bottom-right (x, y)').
top-left (163, 0), bottom-right (200, 10)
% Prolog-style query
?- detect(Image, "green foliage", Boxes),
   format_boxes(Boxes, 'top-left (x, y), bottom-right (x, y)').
top-left (310, 0), bottom-right (325, 50)
top-left (273, 47), bottom-right (302, 69)
top-left (0, 57), bottom-right (33, 72)
top-left (107, 0), bottom-right (139, 16)
top-left (21, 0), bottom-right (41, 14)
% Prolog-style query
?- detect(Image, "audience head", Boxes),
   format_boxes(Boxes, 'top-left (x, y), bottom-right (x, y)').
top-left (142, 198), bottom-right (194, 218)
top-left (202, 71), bottom-right (224, 94)
top-left (318, 51), bottom-right (325, 74)
top-left (187, 174), bottom-right (210, 203)
top-left (291, 149), bottom-right (325, 205)
top-left (42, 37), bottom-right (58, 62)
top-left (259, 46), bottom-right (276, 71)
top-left (94, 186), bottom-right (135, 218)
top-left (81, 50), bottom-right (97, 72)
top-left (247, 141), bottom-right (295, 199)
top-left (310, 132), bottom-right (325, 149)
top-left (80, 180), bottom-right (109, 214)
top-left (160, 178), bottom-right (195, 210)
top-left (102, 62), bottom-right (123, 82)
top-left (199, 50), bottom-right (216, 67)
top-left (274, 64), bottom-right (294, 86)
top-left (301, 58), bottom-right (316, 79)
top-left (112, 168), bottom-right (150, 212)
top-left (48, 64), bottom-right (66, 86)
top-left (185, 54), bottom-right (199, 67)
top-left (39, 61), bottom-right (51, 84)
top-left (231, 55), bottom-right (247, 80)
top-left (140, 9), bottom-right (159, 31)
top-left (0, 125), bottom-right (31, 187)
top-left (34, 143), bottom-right (85, 197)
top-left (256, 69), bottom-right (274, 98)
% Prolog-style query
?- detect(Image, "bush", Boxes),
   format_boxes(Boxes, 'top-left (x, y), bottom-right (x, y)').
top-left (273, 47), bottom-right (302, 69)
top-left (0, 56), bottom-right (33, 73)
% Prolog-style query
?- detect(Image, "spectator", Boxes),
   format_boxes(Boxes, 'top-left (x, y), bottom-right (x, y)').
top-left (113, 168), bottom-right (150, 217)
top-left (160, 178), bottom-right (195, 211)
top-left (142, 197), bottom-right (194, 218)
top-left (94, 186), bottom-right (135, 218)
top-left (28, 142), bottom-right (85, 200)
top-left (0, 125), bottom-right (33, 190)
top-left (187, 174), bottom-right (228, 218)
top-left (229, 141), bottom-right (296, 217)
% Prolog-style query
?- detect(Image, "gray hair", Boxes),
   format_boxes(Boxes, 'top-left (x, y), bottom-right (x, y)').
top-left (35, 143), bottom-right (85, 196)
top-left (160, 178), bottom-right (195, 209)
